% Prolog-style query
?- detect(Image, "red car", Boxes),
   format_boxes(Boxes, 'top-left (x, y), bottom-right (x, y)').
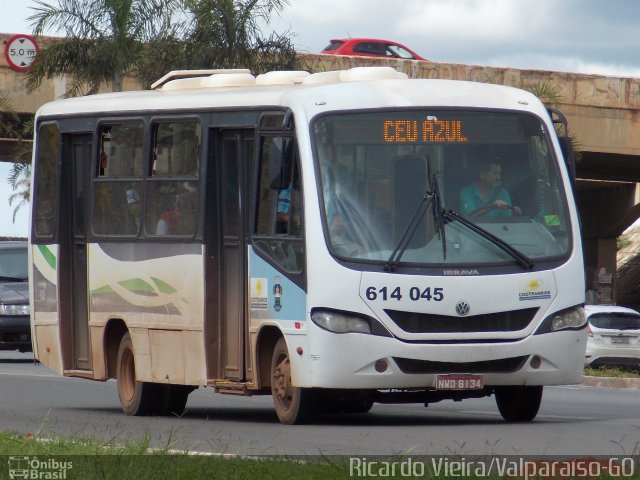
top-left (321, 38), bottom-right (426, 61)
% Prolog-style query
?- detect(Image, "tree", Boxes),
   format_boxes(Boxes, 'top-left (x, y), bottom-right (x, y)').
top-left (180, 0), bottom-right (296, 76)
top-left (26, 0), bottom-right (183, 96)
top-left (0, 95), bottom-right (32, 223)
top-left (135, 0), bottom-right (297, 87)
top-left (526, 80), bottom-right (582, 162)
top-left (26, 0), bottom-right (297, 94)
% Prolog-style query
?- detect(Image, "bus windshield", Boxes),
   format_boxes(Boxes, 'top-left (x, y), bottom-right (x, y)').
top-left (313, 109), bottom-right (571, 267)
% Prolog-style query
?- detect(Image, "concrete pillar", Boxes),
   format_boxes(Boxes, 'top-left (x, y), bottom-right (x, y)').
top-left (585, 238), bottom-right (617, 305)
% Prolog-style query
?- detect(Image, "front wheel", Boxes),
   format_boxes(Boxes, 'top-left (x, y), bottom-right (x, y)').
top-left (494, 385), bottom-right (543, 422)
top-left (271, 337), bottom-right (316, 424)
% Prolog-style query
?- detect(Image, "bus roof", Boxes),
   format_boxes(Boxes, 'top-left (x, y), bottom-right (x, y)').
top-left (35, 67), bottom-right (546, 120)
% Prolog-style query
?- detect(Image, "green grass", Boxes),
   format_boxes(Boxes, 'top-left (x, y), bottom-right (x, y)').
top-left (584, 366), bottom-right (640, 378)
top-left (0, 431), bottom-right (353, 479)
top-left (2, 431), bottom-right (638, 479)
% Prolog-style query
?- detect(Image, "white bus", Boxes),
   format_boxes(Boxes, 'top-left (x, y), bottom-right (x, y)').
top-left (29, 66), bottom-right (587, 424)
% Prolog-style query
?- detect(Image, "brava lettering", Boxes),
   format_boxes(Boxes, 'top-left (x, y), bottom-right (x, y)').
top-left (383, 119), bottom-right (468, 143)
top-left (443, 269), bottom-right (480, 276)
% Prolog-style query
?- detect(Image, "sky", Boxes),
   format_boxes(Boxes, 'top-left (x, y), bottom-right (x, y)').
top-left (2, 0), bottom-right (640, 237)
top-left (0, 163), bottom-right (28, 238)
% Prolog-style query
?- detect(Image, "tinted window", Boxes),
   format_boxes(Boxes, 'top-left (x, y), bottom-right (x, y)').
top-left (254, 136), bottom-right (304, 274)
top-left (92, 122), bottom-right (145, 236)
top-left (387, 44), bottom-right (416, 59)
top-left (146, 121), bottom-right (200, 237)
top-left (589, 312), bottom-right (640, 330)
top-left (313, 110), bottom-right (571, 265)
top-left (353, 42), bottom-right (386, 56)
top-left (0, 246), bottom-right (28, 280)
top-left (33, 123), bottom-right (59, 238)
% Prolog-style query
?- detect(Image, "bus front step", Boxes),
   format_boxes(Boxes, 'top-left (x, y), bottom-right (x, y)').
top-left (212, 380), bottom-right (254, 396)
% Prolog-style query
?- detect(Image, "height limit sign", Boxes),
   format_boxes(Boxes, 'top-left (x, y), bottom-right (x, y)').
top-left (4, 34), bottom-right (39, 72)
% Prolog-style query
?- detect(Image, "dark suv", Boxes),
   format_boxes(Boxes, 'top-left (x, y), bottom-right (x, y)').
top-left (0, 241), bottom-right (31, 352)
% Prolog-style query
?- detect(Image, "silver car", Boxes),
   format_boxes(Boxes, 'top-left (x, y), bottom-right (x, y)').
top-left (0, 241), bottom-right (30, 352)
top-left (584, 304), bottom-right (640, 368)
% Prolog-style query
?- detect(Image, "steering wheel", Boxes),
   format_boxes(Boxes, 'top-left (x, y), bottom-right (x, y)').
top-left (467, 204), bottom-right (518, 217)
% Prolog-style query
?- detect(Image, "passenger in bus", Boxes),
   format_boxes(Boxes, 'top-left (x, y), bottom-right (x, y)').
top-left (154, 184), bottom-right (182, 235)
top-left (276, 186), bottom-right (291, 233)
top-left (459, 159), bottom-right (521, 217)
top-left (156, 205), bottom-right (181, 235)
top-left (126, 188), bottom-right (141, 232)
top-left (99, 149), bottom-right (108, 175)
top-left (276, 184), bottom-right (303, 235)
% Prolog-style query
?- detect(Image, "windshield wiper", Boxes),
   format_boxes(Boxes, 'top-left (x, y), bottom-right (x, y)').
top-left (429, 160), bottom-right (447, 261)
top-left (443, 209), bottom-right (535, 270)
top-left (385, 158), bottom-right (446, 272)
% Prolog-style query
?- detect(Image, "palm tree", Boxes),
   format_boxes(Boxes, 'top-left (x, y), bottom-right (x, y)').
top-left (181, 0), bottom-right (296, 74)
top-left (26, 0), bottom-right (183, 96)
top-left (134, 0), bottom-right (297, 87)
top-left (8, 117), bottom-right (34, 205)
top-left (0, 95), bottom-right (32, 223)
top-left (526, 81), bottom-right (582, 162)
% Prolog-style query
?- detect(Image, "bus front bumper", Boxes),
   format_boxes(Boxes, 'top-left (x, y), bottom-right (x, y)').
top-left (298, 326), bottom-right (588, 390)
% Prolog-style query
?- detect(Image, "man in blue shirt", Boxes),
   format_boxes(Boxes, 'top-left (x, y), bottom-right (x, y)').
top-left (276, 185), bottom-right (292, 233)
top-left (460, 161), bottom-right (521, 217)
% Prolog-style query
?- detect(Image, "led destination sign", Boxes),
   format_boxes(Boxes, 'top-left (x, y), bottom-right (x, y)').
top-left (322, 111), bottom-right (529, 146)
top-left (383, 119), bottom-right (468, 144)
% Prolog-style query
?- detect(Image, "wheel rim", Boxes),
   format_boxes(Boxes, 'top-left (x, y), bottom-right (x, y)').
top-left (119, 346), bottom-right (136, 403)
top-left (272, 352), bottom-right (293, 410)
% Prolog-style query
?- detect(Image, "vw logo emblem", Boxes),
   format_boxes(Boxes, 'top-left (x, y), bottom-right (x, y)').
top-left (455, 301), bottom-right (470, 316)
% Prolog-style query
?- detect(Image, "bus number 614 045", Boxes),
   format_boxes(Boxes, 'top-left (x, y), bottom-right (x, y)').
top-left (365, 286), bottom-right (444, 302)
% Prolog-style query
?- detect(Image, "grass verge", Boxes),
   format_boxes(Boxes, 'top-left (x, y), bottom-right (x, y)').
top-left (1, 431), bottom-right (637, 479)
top-left (584, 366), bottom-right (640, 378)
top-left (0, 431), bottom-right (351, 479)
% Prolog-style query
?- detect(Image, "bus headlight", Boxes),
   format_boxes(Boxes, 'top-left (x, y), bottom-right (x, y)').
top-left (311, 310), bottom-right (371, 334)
top-left (550, 307), bottom-right (585, 331)
top-left (0, 304), bottom-right (30, 316)
top-left (534, 305), bottom-right (586, 334)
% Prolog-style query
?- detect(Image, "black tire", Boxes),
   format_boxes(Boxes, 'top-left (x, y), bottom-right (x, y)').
top-left (320, 390), bottom-right (374, 414)
top-left (270, 337), bottom-right (316, 424)
top-left (116, 332), bottom-right (156, 416)
top-left (164, 385), bottom-right (195, 416)
top-left (494, 385), bottom-right (543, 422)
top-left (342, 394), bottom-right (374, 414)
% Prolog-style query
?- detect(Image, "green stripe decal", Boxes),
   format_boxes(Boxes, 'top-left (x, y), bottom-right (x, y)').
top-left (91, 285), bottom-right (114, 294)
top-left (38, 245), bottom-right (57, 269)
top-left (119, 278), bottom-right (157, 295)
top-left (151, 277), bottom-right (177, 294)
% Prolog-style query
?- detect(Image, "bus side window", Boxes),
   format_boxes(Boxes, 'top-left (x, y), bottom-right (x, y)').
top-left (254, 136), bottom-right (304, 274)
top-left (33, 123), bottom-right (60, 239)
top-left (91, 122), bottom-right (144, 236)
top-left (146, 121), bottom-right (200, 237)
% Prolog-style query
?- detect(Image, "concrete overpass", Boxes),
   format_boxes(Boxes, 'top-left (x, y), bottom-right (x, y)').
top-left (2, 32), bottom-right (639, 306)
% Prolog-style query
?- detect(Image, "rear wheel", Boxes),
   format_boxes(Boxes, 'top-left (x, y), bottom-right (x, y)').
top-left (494, 385), bottom-right (543, 422)
top-left (163, 385), bottom-right (195, 416)
top-left (116, 332), bottom-right (156, 416)
top-left (271, 338), bottom-right (316, 424)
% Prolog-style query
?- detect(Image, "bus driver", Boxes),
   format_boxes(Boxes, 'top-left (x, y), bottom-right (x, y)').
top-left (460, 159), bottom-right (521, 217)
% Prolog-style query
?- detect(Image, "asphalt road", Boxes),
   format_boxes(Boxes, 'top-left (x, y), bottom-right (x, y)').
top-left (1, 350), bottom-right (639, 457)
